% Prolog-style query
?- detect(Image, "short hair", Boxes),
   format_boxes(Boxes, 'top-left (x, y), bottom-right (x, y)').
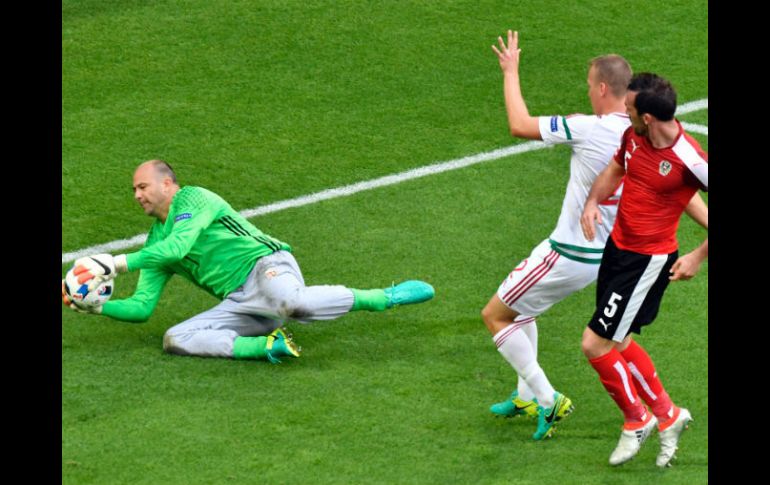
top-left (147, 159), bottom-right (177, 183)
top-left (589, 54), bottom-right (632, 98)
top-left (627, 73), bottom-right (677, 121)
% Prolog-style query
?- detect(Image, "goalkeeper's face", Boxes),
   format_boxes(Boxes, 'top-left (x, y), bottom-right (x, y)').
top-left (133, 163), bottom-right (175, 220)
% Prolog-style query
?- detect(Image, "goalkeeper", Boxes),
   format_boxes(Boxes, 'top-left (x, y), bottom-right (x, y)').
top-left (62, 159), bottom-right (434, 363)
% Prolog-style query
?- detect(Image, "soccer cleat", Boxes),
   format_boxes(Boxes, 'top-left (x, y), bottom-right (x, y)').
top-left (490, 390), bottom-right (539, 418)
top-left (384, 280), bottom-right (435, 308)
top-left (608, 414), bottom-right (658, 466)
top-left (656, 407), bottom-right (692, 468)
top-left (532, 392), bottom-right (574, 440)
top-left (265, 327), bottom-right (301, 364)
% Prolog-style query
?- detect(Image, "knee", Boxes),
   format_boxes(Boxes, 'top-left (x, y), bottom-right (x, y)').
top-left (581, 327), bottom-right (612, 360)
top-left (480, 304), bottom-right (494, 325)
top-left (481, 302), bottom-right (510, 334)
top-left (162, 331), bottom-right (175, 353)
top-left (275, 289), bottom-right (311, 320)
top-left (163, 329), bottom-right (184, 354)
top-left (274, 296), bottom-right (295, 319)
top-left (580, 336), bottom-right (594, 358)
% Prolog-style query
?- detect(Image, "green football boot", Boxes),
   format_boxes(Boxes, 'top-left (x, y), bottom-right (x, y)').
top-left (265, 327), bottom-right (301, 364)
top-left (383, 280), bottom-right (435, 308)
top-left (490, 390), bottom-right (539, 418)
top-left (532, 392), bottom-right (574, 440)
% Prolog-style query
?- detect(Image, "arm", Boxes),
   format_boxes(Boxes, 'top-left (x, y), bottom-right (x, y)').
top-left (100, 267), bottom-right (173, 322)
top-left (72, 190), bottom-right (219, 291)
top-left (684, 191), bottom-right (708, 229)
top-left (670, 192), bottom-right (708, 280)
top-left (670, 238), bottom-right (708, 281)
top-left (491, 30), bottom-right (541, 139)
top-left (125, 215), bottom-right (213, 271)
top-left (580, 160), bottom-right (626, 241)
top-left (70, 215), bottom-right (212, 287)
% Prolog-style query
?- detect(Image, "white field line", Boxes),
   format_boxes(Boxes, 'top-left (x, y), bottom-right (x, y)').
top-left (681, 122), bottom-right (708, 135)
top-left (62, 98), bottom-right (708, 265)
top-left (676, 99), bottom-right (707, 115)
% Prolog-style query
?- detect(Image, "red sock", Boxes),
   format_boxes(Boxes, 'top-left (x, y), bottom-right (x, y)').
top-left (589, 348), bottom-right (648, 423)
top-left (620, 340), bottom-right (674, 420)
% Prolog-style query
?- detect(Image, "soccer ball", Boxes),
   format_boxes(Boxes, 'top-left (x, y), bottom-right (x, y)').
top-left (63, 267), bottom-right (114, 308)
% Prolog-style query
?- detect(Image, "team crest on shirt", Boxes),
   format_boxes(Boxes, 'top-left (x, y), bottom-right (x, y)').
top-left (659, 160), bottom-right (672, 176)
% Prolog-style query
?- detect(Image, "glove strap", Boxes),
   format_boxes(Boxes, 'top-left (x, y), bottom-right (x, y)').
top-left (114, 254), bottom-right (129, 273)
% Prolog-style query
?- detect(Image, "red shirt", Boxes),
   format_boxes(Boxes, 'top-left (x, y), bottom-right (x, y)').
top-left (611, 121), bottom-right (708, 255)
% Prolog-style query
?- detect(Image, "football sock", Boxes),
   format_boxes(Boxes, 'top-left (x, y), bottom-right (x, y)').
top-left (589, 348), bottom-right (648, 423)
top-left (350, 288), bottom-right (389, 311)
top-left (519, 317), bottom-right (538, 357)
top-left (623, 410), bottom-right (654, 431)
top-left (494, 323), bottom-right (555, 408)
top-left (657, 406), bottom-right (682, 431)
top-left (516, 376), bottom-right (535, 401)
top-left (620, 339), bottom-right (674, 419)
top-left (517, 380), bottom-right (536, 402)
top-left (232, 336), bottom-right (270, 360)
top-left (516, 317), bottom-right (538, 401)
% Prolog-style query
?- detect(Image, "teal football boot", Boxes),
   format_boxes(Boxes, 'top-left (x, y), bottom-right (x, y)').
top-left (384, 280), bottom-right (435, 308)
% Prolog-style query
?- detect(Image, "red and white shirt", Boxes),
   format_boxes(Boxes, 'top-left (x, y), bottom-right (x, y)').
top-left (611, 121), bottom-right (708, 255)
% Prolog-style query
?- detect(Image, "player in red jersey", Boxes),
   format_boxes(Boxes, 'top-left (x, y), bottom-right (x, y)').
top-left (580, 73), bottom-right (707, 467)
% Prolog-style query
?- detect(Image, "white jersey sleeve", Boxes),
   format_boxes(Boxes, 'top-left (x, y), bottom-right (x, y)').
top-left (672, 135), bottom-right (709, 190)
top-left (538, 114), bottom-right (598, 146)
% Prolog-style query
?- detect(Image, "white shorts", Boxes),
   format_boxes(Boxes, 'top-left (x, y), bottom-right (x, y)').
top-left (496, 239), bottom-right (599, 317)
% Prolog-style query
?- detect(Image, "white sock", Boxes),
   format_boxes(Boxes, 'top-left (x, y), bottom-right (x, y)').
top-left (493, 321), bottom-right (555, 408)
top-left (516, 317), bottom-right (538, 401)
top-left (517, 378), bottom-right (535, 402)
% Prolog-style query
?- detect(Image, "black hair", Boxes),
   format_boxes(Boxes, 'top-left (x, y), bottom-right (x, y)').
top-left (628, 73), bottom-right (677, 121)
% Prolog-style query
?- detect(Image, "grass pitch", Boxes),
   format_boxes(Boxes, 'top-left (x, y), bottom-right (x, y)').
top-left (63, 1), bottom-right (708, 484)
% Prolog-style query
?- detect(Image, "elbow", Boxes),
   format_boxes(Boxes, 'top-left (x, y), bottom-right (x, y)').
top-left (133, 304), bottom-right (156, 323)
top-left (121, 312), bottom-right (152, 323)
top-left (123, 303), bottom-right (156, 323)
top-left (508, 119), bottom-right (539, 140)
top-left (103, 295), bottom-right (159, 323)
top-left (131, 313), bottom-right (152, 323)
top-left (509, 125), bottom-right (526, 138)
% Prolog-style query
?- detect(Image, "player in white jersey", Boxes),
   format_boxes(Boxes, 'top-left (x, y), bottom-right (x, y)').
top-left (486, 30), bottom-right (708, 441)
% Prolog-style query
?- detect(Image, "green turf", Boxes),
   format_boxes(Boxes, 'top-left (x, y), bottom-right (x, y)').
top-left (63, 1), bottom-right (708, 483)
top-left (680, 109), bottom-right (708, 126)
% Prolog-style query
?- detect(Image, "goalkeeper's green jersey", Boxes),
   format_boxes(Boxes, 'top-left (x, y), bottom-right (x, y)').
top-left (101, 186), bottom-right (291, 322)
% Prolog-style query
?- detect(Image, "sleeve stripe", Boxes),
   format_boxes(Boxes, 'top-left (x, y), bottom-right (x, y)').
top-left (561, 117), bottom-right (572, 140)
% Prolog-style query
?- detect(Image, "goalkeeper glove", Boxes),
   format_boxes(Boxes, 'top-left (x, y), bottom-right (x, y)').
top-left (73, 253), bottom-right (128, 290)
top-left (70, 302), bottom-right (103, 314)
top-left (61, 280), bottom-right (102, 314)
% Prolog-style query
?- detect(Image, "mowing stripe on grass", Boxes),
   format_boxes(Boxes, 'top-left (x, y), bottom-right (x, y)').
top-left (62, 99), bottom-right (708, 265)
